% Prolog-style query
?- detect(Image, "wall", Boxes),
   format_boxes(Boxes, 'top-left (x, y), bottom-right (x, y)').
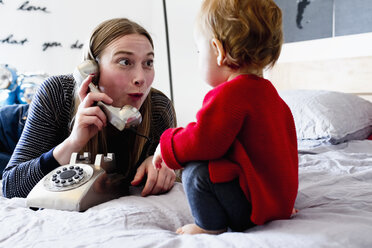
top-left (0, 0), bottom-right (171, 97)
top-left (2, 1), bottom-right (371, 128)
top-left (167, 0), bottom-right (372, 125)
top-left (165, 0), bottom-right (209, 126)
top-left (166, 0), bottom-right (372, 126)
top-left (266, 1), bottom-right (372, 91)
top-left (275, 0), bottom-right (372, 43)
top-left (0, 0), bottom-right (208, 127)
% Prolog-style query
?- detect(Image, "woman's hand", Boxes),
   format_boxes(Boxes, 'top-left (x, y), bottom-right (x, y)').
top-left (131, 155), bottom-right (176, 197)
top-left (53, 75), bottom-right (113, 165)
top-left (69, 75), bottom-right (113, 148)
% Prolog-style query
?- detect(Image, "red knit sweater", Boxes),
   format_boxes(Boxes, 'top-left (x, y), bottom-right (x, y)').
top-left (160, 74), bottom-right (298, 225)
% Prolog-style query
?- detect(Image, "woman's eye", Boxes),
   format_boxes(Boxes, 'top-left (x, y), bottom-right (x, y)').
top-left (145, 60), bottom-right (154, 67)
top-left (119, 59), bottom-right (131, 66)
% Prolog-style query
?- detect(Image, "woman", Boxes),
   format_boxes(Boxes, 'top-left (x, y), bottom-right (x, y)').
top-left (2, 18), bottom-right (177, 198)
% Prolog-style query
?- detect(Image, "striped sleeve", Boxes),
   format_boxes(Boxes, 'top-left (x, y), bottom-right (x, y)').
top-left (146, 88), bottom-right (177, 156)
top-left (2, 75), bottom-right (75, 198)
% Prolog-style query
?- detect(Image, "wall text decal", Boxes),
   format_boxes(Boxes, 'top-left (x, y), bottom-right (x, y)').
top-left (70, 40), bottom-right (84, 49)
top-left (42, 41), bottom-right (62, 51)
top-left (18, 1), bottom-right (50, 13)
top-left (0, 35), bottom-right (85, 52)
top-left (1, 34), bottom-right (28, 45)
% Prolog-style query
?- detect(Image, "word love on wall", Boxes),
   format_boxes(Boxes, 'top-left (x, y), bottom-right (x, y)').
top-left (18, 0), bottom-right (50, 13)
top-left (0, 1), bottom-right (84, 52)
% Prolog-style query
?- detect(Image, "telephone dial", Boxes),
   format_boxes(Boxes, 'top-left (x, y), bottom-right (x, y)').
top-left (26, 152), bottom-right (126, 211)
top-left (73, 60), bottom-right (142, 131)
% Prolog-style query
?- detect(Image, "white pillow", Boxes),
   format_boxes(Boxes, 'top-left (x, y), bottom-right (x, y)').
top-left (279, 90), bottom-right (372, 146)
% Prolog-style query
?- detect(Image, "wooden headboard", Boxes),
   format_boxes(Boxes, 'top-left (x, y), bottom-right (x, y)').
top-left (266, 56), bottom-right (372, 102)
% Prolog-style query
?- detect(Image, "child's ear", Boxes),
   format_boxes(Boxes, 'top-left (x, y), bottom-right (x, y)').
top-left (211, 38), bottom-right (225, 66)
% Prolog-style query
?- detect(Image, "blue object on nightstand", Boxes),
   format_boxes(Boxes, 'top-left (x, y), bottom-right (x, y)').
top-left (0, 64), bottom-right (18, 106)
top-left (16, 73), bottom-right (48, 104)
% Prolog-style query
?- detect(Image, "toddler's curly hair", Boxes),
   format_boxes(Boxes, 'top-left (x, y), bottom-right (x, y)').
top-left (198, 0), bottom-right (283, 69)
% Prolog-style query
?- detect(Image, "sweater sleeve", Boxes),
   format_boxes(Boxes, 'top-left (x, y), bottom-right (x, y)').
top-left (160, 82), bottom-right (246, 169)
top-left (2, 75), bottom-right (74, 198)
top-left (146, 89), bottom-right (177, 157)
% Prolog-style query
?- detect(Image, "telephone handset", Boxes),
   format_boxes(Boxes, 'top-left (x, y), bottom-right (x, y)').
top-left (73, 60), bottom-right (142, 131)
top-left (26, 152), bottom-right (128, 211)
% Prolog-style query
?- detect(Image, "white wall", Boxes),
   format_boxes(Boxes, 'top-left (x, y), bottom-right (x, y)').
top-left (0, 0), bottom-right (209, 127)
top-left (166, 0), bottom-right (211, 127)
top-left (0, 0), bottom-right (171, 97)
top-left (3, 1), bottom-right (370, 128)
top-left (166, 1), bottom-right (372, 127)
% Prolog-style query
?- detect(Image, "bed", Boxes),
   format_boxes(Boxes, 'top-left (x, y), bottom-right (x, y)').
top-left (2, 58), bottom-right (372, 247)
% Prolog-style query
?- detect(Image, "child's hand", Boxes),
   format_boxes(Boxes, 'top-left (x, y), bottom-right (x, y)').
top-left (152, 144), bottom-right (163, 170)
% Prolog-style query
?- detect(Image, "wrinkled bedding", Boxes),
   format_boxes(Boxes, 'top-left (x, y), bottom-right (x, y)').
top-left (1, 140), bottom-right (372, 248)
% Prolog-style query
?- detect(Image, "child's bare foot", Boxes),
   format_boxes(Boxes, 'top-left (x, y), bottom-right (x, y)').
top-left (176, 224), bottom-right (226, 235)
top-left (291, 208), bottom-right (299, 217)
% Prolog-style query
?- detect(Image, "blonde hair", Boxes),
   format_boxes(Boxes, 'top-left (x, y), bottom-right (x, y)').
top-left (197, 0), bottom-right (283, 69)
top-left (71, 18), bottom-right (153, 175)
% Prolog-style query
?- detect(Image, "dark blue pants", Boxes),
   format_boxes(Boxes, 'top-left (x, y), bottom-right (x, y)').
top-left (0, 104), bottom-right (29, 179)
top-left (182, 161), bottom-right (255, 232)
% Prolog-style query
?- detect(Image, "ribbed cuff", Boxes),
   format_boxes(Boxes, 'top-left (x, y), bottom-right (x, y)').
top-left (39, 147), bottom-right (61, 175)
top-left (160, 128), bottom-right (183, 170)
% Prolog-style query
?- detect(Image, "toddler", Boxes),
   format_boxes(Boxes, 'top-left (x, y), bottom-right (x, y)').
top-left (153, 0), bottom-right (298, 234)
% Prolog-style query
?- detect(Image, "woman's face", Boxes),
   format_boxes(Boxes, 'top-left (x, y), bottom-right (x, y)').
top-left (97, 33), bottom-right (154, 109)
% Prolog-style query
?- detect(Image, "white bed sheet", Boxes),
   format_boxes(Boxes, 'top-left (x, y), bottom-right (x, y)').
top-left (1, 140), bottom-right (372, 248)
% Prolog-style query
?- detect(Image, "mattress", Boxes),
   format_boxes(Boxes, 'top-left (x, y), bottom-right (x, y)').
top-left (1, 140), bottom-right (372, 248)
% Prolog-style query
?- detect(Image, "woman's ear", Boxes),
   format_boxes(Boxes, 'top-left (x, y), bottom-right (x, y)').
top-left (211, 38), bottom-right (225, 66)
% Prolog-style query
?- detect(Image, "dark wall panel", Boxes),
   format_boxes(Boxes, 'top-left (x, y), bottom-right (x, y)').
top-left (275, 0), bottom-right (333, 43)
top-left (335, 0), bottom-right (372, 36)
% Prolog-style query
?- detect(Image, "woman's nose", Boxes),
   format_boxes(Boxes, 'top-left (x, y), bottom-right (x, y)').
top-left (133, 66), bottom-right (145, 87)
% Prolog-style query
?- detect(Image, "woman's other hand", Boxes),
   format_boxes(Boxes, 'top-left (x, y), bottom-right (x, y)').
top-left (131, 155), bottom-right (176, 197)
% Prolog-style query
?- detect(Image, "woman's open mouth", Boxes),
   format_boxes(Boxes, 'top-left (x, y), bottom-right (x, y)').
top-left (128, 93), bottom-right (143, 100)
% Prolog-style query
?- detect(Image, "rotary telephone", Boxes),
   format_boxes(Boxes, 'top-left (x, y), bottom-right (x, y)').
top-left (73, 60), bottom-right (142, 131)
top-left (26, 152), bottom-right (128, 211)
